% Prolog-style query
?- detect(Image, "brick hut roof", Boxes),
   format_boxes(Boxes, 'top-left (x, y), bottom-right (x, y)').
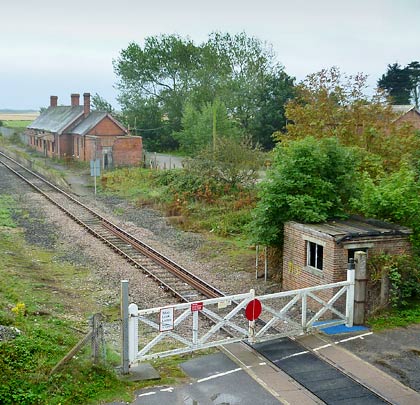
top-left (291, 216), bottom-right (412, 244)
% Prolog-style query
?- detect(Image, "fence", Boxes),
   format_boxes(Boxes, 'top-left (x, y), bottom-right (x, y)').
top-left (120, 266), bottom-right (355, 372)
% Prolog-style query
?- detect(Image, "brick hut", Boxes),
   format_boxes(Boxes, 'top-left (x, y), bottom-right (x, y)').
top-left (282, 216), bottom-right (412, 292)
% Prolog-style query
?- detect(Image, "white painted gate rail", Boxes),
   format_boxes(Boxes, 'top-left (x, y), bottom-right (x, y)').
top-left (121, 267), bottom-right (355, 369)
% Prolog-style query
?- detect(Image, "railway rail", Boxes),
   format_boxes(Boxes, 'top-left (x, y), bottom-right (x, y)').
top-left (0, 150), bottom-right (394, 404)
top-left (0, 151), bottom-right (223, 302)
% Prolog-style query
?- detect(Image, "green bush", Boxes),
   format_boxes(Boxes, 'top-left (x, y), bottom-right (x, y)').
top-left (369, 253), bottom-right (420, 308)
top-left (249, 137), bottom-right (360, 246)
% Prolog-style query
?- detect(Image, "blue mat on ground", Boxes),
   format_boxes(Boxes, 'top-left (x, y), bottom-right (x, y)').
top-left (313, 321), bottom-right (369, 335)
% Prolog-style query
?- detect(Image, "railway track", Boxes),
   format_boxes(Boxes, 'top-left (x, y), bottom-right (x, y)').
top-left (0, 151), bottom-right (394, 404)
top-left (0, 151), bottom-right (224, 303)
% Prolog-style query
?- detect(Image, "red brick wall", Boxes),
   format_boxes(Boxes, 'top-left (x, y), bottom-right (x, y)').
top-left (88, 117), bottom-right (126, 137)
top-left (112, 137), bottom-right (142, 167)
top-left (283, 222), bottom-right (411, 291)
top-left (26, 130), bottom-right (59, 158)
top-left (282, 222), bottom-right (338, 304)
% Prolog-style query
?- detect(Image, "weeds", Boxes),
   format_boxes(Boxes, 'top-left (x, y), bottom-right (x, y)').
top-left (367, 300), bottom-right (420, 330)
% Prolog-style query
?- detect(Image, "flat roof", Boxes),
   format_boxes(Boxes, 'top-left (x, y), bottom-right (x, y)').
top-left (290, 216), bottom-right (412, 244)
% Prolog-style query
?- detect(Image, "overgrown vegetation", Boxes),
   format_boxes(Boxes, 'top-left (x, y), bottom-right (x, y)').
top-left (102, 137), bottom-right (262, 239)
top-left (368, 253), bottom-right (420, 308)
top-left (248, 137), bottom-right (360, 246)
top-left (367, 301), bottom-right (420, 330)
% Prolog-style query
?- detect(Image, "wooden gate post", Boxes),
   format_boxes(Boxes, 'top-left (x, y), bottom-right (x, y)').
top-left (91, 313), bottom-right (104, 364)
top-left (354, 251), bottom-right (368, 325)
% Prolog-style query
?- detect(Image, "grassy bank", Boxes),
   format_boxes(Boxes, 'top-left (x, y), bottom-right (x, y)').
top-left (0, 195), bottom-right (189, 404)
top-left (367, 301), bottom-right (420, 331)
top-left (100, 167), bottom-right (258, 272)
top-left (101, 167), bottom-right (256, 239)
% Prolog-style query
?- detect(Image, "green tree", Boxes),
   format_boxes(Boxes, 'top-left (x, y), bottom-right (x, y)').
top-left (174, 99), bottom-right (243, 155)
top-left (91, 93), bottom-right (115, 114)
top-left (185, 135), bottom-right (264, 188)
top-left (378, 63), bottom-right (412, 104)
top-left (205, 32), bottom-right (295, 147)
top-left (119, 95), bottom-right (174, 151)
top-left (352, 163), bottom-right (420, 247)
top-left (281, 67), bottom-right (420, 172)
top-left (114, 34), bottom-right (200, 146)
top-left (114, 32), bottom-right (295, 151)
top-left (407, 61), bottom-right (420, 108)
top-left (249, 137), bottom-right (360, 246)
top-left (249, 70), bottom-right (295, 149)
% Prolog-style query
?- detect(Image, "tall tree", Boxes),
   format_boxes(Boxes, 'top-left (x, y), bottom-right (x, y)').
top-left (114, 32), bottom-right (295, 151)
top-left (377, 63), bottom-right (412, 104)
top-left (407, 61), bottom-right (420, 108)
top-left (91, 93), bottom-right (115, 114)
top-left (282, 67), bottom-right (420, 172)
top-left (205, 32), bottom-right (295, 147)
top-left (174, 99), bottom-right (243, 155)
top-left (114, 34), bottom-right (200, 146)
top-left (249, 70), bottom-right (295, 149)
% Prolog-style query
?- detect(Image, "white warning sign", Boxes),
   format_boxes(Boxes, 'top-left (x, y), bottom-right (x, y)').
top-left (160, 307), bottom-right (174, 332)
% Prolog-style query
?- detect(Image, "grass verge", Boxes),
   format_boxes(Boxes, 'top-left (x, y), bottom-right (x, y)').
top-left (0, 195), bottom-right (190, 404)
top-left (367, 300), bottom-right (420, 331)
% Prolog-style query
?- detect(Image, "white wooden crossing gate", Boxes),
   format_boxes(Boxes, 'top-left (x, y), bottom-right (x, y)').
top-left (121, 268), bottom-right (355, 369)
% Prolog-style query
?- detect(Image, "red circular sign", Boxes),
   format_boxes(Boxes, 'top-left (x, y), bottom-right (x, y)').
top-left (245, 299), bottom-right (262, 321)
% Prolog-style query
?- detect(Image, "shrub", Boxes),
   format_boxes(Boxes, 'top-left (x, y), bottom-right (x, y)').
top-left (369, 253), bottom-right (420, 308)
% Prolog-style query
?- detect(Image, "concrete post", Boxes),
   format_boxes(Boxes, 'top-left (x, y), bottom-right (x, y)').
top-left (354, 251), bottom-right (368, 325)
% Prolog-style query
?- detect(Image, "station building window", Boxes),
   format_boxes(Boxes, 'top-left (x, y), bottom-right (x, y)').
top-left (306, 241), bottom-right (324, 271)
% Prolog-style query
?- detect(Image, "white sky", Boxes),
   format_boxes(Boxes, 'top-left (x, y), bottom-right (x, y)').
top-left (1, 0), bottom-right (419, 110)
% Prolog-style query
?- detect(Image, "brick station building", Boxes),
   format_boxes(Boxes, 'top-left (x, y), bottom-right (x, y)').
top-left (391, 105), bottom-right (420, 130)
top-left (26, 93), bottom-right (142, 168)
top-left (282, 216), bottom-right (412, 293)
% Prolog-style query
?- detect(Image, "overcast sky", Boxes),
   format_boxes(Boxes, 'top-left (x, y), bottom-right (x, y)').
top-left (1, 0), bottom-right (419, 110)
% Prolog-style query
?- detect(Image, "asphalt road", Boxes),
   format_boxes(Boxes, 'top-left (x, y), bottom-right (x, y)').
top-left (126, 352), bottom-right (280, 405)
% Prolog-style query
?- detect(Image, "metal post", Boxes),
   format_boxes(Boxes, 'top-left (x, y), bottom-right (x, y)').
top-left (93, 160), bottom-right (97, 195)
top-left (264, 247), bottom-right (268, 282)
top-left (354, 251), bottom-right (368, 325)
top-left (248, 289), bottom-right (256, 344)
top-left (93, 139), bottom-right (98, 196)
top-left (346, 259), bottom-right (355, 327)
top-left (192, 310), bottom-right (199, 347)
top-left (255, 245), bottom-right (259, 280)
top-left (121, 280), bottom-right (130, 374)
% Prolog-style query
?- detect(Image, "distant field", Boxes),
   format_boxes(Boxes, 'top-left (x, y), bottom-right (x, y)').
top-left (0, 113), bottom-right (39, 121)
top-left (2, 120), bottom-right (33, 128)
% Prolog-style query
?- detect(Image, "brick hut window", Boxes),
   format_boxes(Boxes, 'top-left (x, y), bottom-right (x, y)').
top-left (307, 241), bottom-right (323, 270)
